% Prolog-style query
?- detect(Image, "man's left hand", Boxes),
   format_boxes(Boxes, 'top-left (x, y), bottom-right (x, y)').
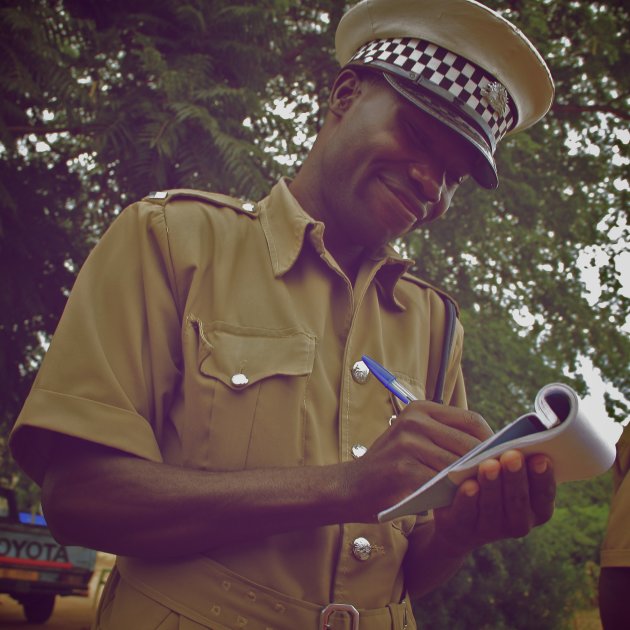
top-left (432, 450), bottom-right (556, 554)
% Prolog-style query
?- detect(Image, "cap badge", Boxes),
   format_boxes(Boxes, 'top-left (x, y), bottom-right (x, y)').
top-left (481, 81), bottom-right (509, 117)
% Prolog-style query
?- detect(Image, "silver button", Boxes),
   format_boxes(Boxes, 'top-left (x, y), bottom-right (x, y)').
top-left (352, 444), bottom-right (367, 459)
top-left (231, 373), bottom-right (249, 387)
top-left (352, 537), bottom-right (372, 561)
top-left (351, 361), bottom-right (370, 384)
top-left (242, 202), bottom-right (256, 212)
top-left (148, 191), bottom-right (168, 199)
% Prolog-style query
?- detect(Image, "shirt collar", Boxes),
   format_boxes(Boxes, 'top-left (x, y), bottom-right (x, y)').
top-left (258, 179), bottom-right (318, 277)
top-left (369, 246), bottom-right (414, 311)
top-left (258, 179), bottom-right (413, 309)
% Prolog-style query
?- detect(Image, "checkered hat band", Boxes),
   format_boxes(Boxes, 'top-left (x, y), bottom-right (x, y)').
top-left (391, 78), bottom-right (492, 157)
top-left (351, 38), bottom-right (515, 144)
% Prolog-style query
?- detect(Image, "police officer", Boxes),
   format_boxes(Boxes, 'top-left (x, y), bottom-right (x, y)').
top-left (10, 1), bottom-right (556, 629)
top-left (599, 424), bottom-right (630, 630)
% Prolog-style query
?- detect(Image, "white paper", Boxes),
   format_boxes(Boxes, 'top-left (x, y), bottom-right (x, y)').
top-left (378, 383), bottom-right (619, 522)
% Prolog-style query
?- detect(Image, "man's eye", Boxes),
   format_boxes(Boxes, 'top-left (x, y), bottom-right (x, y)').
top-left (405, 123), bottom-right (429, 149)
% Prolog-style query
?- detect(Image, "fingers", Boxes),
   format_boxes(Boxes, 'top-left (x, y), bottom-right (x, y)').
top-left (432, 478), bottom-right (480, 555)
top-left (358, 403), bottom-right (492, 509)
top-left (433, 450), bottom-right (557, 551)
top-left (476, 451), bottom-right (539, 540)
top-left (383, 425), bottom-right (463, 473)
top-left (476, 458), bottom-right (504, 539)
top-left (404, 400), bottom-right (493, 442)
top-left (437, 455), bottom-right (527, 546)
top-left (363, 402), bottom-right (492, 512)
top-left (527, 455), bottom-right (556, 525)
top-left (392, 401), bottom-right (492, 460)
top-left (390, 415), bottom-right (482, 460)
top-left (478, 451), bottom-right (556, 538)
top-left (447, 479), bottom-right (480, 523)
top-left (499, 451), bottom-right (533, 538)
top-left (357, 424), bottom-right (460, 504)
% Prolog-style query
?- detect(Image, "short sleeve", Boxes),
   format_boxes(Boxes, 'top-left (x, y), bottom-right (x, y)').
top-left (10, 201), bottom-right (183, 485)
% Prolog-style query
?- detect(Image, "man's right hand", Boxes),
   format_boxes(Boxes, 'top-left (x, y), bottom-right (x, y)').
top-left (345, 400), bottom-right (493, 521)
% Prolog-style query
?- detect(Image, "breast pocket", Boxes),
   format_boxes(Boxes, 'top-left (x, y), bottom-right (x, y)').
top-left (386, 372), bottom-right (426, 416)
top-left (185, 320), bottom-right (316, 471)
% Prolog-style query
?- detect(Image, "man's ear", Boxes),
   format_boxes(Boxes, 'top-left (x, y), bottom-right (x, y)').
top-left (328, 68), bottom-right (362, 117)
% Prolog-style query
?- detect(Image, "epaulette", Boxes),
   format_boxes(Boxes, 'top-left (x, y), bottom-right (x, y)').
top-left (143, 189), bottom-right (259, 217)
top-left (400, 271), bottom-right (460, 316)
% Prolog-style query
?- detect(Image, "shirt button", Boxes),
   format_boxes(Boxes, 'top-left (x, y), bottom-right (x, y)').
top-left (352, 537), bottom-right (372, 561)
top-left (352, 444), bottom-right (367, 459)
top-left (351, 360), bottom-right (370, 384)
top-left (242, 202), bottom-right (256, 212)
top-left (231, 373), bottom-right (249, 387)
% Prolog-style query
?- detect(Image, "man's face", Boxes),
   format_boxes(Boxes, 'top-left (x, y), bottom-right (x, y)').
top-left (319, 72), bottom-right (478, 251)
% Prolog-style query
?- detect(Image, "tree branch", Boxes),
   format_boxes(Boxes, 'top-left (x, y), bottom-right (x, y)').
top-left (6, 125), bottom-right (101, 136)
top-left (552, 103), bottom-right (630, 121)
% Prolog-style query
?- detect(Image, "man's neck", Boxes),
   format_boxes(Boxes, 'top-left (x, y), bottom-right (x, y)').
top-left (288, 175), bottom-right (365, 285)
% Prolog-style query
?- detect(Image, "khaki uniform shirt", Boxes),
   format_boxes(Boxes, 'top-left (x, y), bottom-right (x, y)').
top-left (601, 424), bottom-right (630, 567)
top-left (11, 180), bottom-right (466, 623)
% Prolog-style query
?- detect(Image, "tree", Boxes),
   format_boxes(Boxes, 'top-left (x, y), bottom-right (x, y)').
top-left (405, 0), bottom-right (630, 428)
top-left (0, 0), bottom-right (628, 624)
top-left (413, 474), bottom-right (613, 629)
top-left (0, 0), bottom-right (292, 488)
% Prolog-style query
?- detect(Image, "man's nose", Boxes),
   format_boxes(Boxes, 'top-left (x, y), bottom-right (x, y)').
top-left (409, 162), bottom-right (444, 203)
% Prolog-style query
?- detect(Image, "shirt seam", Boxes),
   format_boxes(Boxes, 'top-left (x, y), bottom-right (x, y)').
top-left (160, 204), bottom-right (184, 322)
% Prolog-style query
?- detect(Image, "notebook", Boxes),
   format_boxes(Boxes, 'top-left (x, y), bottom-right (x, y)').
top-left (378, 383), bottom-right (619, 521)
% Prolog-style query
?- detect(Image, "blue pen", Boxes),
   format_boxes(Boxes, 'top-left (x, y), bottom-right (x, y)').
top-left (361, 355), bottom-right (418, 404)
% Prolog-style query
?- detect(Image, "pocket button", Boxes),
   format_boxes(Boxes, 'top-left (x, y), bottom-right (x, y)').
top-left (231, 373), bottom-right (249, 387)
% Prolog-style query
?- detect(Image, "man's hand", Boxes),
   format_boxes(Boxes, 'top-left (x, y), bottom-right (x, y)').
top-left (402, 452), bottom-right (556, 599)
top-left (389, 406), bottom-right (556, 600)
top-left (432, 450), bottom-right (556, 554)
top-left (345, 399), bottom-right (556, 545)
top-left (346, 400), bottom-right (493, 521)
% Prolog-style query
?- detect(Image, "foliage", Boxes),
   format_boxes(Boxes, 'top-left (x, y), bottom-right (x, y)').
top-left (414, 476), bottom-right (612, 629)
top-left (0, 0), bottom-right (628, 625)
top-left (406, 0), bottom-right (630, 426)
top-left (0, 0), bottom-right (292, 482)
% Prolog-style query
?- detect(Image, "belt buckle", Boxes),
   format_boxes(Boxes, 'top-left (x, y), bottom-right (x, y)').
top-left (320, 603), bottom-right (359, 630)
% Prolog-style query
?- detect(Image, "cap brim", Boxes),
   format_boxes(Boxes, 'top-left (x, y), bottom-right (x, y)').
top-left (383, 74), bottom-right (499, 189)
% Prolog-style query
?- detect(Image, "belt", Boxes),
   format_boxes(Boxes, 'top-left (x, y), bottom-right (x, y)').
top-left (117, 555), bottom-right (414, 630)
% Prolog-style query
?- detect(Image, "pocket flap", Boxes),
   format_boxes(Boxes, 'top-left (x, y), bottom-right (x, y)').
top-left (197, 322), bottom-right (316, 390)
